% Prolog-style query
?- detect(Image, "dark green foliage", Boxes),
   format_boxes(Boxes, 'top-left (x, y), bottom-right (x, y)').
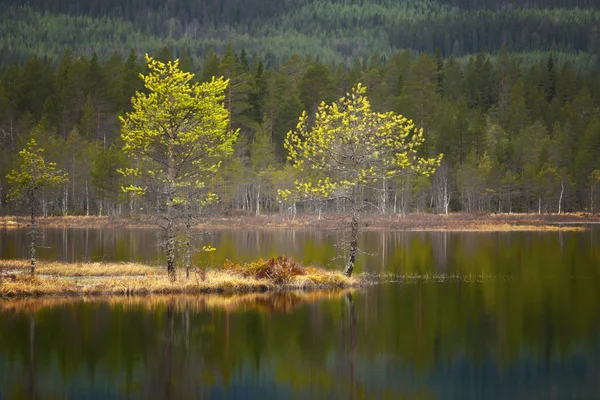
top-left (1, 1), bottom-right (600, 66)
top-left (0, 0), bottom-right (599, 216)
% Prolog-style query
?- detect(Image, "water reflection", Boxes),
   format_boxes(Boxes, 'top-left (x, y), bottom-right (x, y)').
top-left (1, 228), bottom-right (600, 398)
top-left (0, 282), bottom-right (599, 399)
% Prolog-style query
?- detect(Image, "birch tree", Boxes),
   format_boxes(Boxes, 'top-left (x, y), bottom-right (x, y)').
top-left (280, 84), bottom-right (441, 277)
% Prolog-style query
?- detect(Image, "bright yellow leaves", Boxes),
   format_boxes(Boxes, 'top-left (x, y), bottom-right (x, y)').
top-left (278, 83), bottom-right (442, 202)
top-left (119, 55), bottom-right (237, 198)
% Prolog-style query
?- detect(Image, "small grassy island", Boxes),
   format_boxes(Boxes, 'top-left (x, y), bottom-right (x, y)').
top-left (0, 257), bottom-right (359, 298)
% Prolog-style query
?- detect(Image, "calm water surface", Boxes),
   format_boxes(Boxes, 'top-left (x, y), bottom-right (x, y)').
top-left (1, 227), bottom-right (600, 399)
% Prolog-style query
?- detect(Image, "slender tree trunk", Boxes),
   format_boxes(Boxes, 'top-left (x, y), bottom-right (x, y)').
top-left (63, 186), bottom-right (68, 216)
top-left (185, 218), bottom-right (192, 280)
top-left (381, 177), bottom-right (387, 214)
top-left (256, 184), bottom-right (260, 216)
top-left (85, 180), bottom-right (90, 216)
top-left (591, 184), bottom-right (595, 215)
top-left (166, 149), bottom-right (177, 281)
top-left (344, 212), bottom-right (359, 277)
top-left (166, 212), bottom-right (176, 281)
top-left (558, 180), bottom-right (564, 214)
top-left (29, 205), bottom-right (36, 276)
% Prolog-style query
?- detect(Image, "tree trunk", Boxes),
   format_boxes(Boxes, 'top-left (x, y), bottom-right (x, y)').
top-left (185, 218), bottom-right (192, 280)
top-left (591, 184), bottom-right (595, 215)
top-left (381, 177), bottom-right (387, 214)
top-left (166, 215), bottom-right (176, 281)
top-left (85, 180), bottom-right (90, 216)
top-left (344, 213), bottom-right (359, 277)
top-left (29, 205), bottom-right (36, 276)
top-left (166, 146), bottom-right (177, 281)
top-left (63, 186), bottom-right (68, 216)
top-left (256, 184), bottom-right (260, 216)
top-left (558, 180), bottom-right (564, 214)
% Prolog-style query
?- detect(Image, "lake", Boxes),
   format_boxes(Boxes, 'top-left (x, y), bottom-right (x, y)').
top-left (1, 227), bottom-right (599, 399)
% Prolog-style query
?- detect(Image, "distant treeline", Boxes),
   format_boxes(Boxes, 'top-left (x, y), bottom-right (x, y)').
top-left (1, 46), bottom-right (599, 217)
top-left (1, 0), bottom-right (600, 65)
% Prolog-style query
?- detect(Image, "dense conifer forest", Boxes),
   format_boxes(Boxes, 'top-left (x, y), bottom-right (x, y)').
top-left (1, 0), bottom-right (599, 216)
top-left (2, 0), bottom-right (600, 65)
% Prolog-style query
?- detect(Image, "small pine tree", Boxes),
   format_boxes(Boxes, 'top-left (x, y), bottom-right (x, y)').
top-left (6, 139), bottom-right (68, 275)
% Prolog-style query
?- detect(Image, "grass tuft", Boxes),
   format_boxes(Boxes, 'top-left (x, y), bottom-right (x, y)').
top-left (225, 256), bottom-right (355, 288)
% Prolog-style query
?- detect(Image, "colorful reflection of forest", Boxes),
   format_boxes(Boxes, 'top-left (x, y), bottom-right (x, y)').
top-left (1, 228), bottom-right (599, 398)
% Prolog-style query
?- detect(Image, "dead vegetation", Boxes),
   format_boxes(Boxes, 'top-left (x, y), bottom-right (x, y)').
top-left (0, 219), bottom-right (19, 228)
top-left (0, 260), bottom-right (159, 276)
top-left (1, 212), bottom-right (596, 231)
top-left (0, 257), bottom-right (360, 298)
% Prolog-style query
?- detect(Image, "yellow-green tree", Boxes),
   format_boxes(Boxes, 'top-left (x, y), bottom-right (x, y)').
top-left (119, 55), bottom-right (237, 280)
top-left (280, 84), bottom-right (441, 276)
top-left (6, 139), bottom-right (68, 275)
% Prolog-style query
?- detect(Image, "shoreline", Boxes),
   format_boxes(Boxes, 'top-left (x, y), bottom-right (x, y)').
top-left (1, 213), bottom-right (598, 232)
top-left (0, 259), bottom-right (361, 298)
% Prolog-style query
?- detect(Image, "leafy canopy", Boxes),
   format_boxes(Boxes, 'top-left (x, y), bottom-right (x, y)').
top-left (6, 139), bottom-right (68, 204)
top-left (279, 84), bottom-right (442, 201)
top-left (119, 55), bottom-right (237, 200)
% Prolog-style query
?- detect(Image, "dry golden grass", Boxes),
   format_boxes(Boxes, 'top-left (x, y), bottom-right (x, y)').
top-left (0, 259), bottom-right (29, 270)
top-left (0, 258), bottom-right (359, 298)
top-left (0, 260), bottom-right (158, 275)
top-left (0, 219), bottom-right (19, 228)
top-left (37, 261), bottom-right (159, 276)
top-left (419, 223), bottom-right (587, 232)
top-left (2, 212), bottom-right (598, 231)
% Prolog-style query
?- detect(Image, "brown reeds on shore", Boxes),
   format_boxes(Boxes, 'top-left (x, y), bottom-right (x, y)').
top-left (0, 257), bottom-right (359, 298)
top-left (1, 213), bottom-right (596, 231)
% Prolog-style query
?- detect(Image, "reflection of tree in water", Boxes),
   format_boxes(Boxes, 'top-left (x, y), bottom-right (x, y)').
top-left (1, 276), bottom-right (600, 398)
top-left (28, 315), bottom-right (35, 399)
top-left (343, 293), bottom-right (357, 399)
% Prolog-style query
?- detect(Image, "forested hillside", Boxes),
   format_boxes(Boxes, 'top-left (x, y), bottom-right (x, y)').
top-left (1, 0), bottom-right (600, 65)
top-left (0, 0), bottom-right (599, 217)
